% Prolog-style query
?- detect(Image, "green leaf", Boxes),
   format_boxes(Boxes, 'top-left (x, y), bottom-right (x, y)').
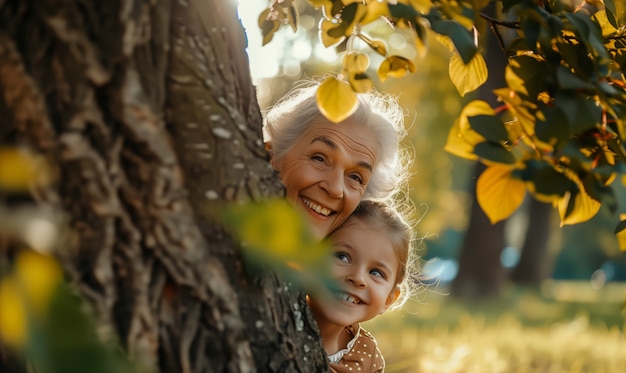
top-left (604, 0), bottom-right (619, 28)
top-left (565, 12), bottom-right (610, 64)
top-left (474, 141), bottom-right (516, 164)
top-left (555, 65), bottom-right (595, 91)
top-left (557, 41), bottom-right (594, 80)
top-left (526, 164), bottom-right (572, 200)
top-left (554, 92), bottom-right (602, 134)
top-left (506, 54), bottom-right (551, 98)
top-left (535, 104), bottom-right (570, 150)
top-left (467, 115), bottom-right (508, 144)
top-left (388, 1), bottom-right (420, 19)
top-left (427, 8), bottom-right (477, 64)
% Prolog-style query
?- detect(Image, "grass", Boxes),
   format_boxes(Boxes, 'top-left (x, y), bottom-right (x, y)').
top-left (363, 281), bottom-right (626, 373)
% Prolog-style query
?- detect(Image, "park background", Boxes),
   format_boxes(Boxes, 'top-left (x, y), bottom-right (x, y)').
top-left (0, 0), bottom-right (624, 372)
top-left (238, 0), bottom-right (625, 371)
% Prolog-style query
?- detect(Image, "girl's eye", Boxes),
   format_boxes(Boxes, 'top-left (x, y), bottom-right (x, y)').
top-left (370, 269), bottom-right (385, 278)
top-left (335, 252), bottom-right (350, 263)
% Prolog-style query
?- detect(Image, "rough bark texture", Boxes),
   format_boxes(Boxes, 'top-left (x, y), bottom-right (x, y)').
top-left (0, 0), bottom-right (328, 371)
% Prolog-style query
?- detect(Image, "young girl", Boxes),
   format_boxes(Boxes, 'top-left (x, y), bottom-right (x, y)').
top-left (307, 200), bottom-right (416, 372)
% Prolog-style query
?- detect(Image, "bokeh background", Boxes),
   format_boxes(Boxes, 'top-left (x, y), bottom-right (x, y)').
top-left (238, 1), bottom-right (626, 371)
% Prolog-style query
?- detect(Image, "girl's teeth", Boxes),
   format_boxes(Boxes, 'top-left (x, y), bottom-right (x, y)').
top-left (337, 291), bottom-right (360, 304)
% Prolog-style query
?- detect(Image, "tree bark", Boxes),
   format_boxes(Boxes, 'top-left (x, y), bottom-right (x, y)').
top-left (511, 198), bottom-right (554, 285)
top-left (451, 163), bottom-right (508, 299)
top-left (0, 0), bottom-right (327, 371)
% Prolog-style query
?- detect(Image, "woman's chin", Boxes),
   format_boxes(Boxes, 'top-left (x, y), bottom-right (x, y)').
top-left (308, 223), bottom-right (329, 241)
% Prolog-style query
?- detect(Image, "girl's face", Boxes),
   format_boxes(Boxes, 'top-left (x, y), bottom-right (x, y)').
top-left (272, 118), bottom-right (379, 239)
top-left (308, 218), bottom-right (401, 328)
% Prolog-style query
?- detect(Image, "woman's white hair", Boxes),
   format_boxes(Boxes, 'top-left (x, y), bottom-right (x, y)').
top-left (263, 81), bottom-right (409, 201)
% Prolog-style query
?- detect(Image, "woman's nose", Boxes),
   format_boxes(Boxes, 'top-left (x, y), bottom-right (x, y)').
top-left (320, 169), bottom-right (344, 198)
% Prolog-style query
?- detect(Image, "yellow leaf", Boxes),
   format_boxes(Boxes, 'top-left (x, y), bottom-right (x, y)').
top-left (221, 199), bottom-right (333, 288)
top-left (319, 18), bottom-right (347, 48)
top-left (444, 100), bottom-right (492, 159)
top-left (346, 72), bottom-right (374, 93)
top-left (377, 55), bottom-right (416, 82)
top-left (449, 51), bottom-right (488, 96)
top-left (444, 117), bottom-right (479, 160)
top-left (434, 34), bottom-right (454, 52)
top-left (343, 52), bottom-right (370, 73)
top-left (493, 88), bottom-right (538, 140)
top-left (477, 164), bottom-right (527, 224)
top-left (358, 35), bottom-right (387, 56)
top-left (0, 148), bottom-right (52, 191)
top-left (557, 190), bottom-right (601, 226)
top-left (258, 9), bottom-right (280, 46)
top-left (317, 76), bottom-right (359, 123)
top-left (557, 168), bottom-right (602, 226)
top-left (15, 250), bottom-right (62, 316)
top-left (617, 214), bottom-right (626, 251)
top-left (0, 278), bottom-right (28, 349)
top-left (239, 201), bottom-right (302, 257)
top-left (504, 61), bottom-right (530, 96)
top-left (359, 1), bottom-right (390, 25)
top-left (594, 10), bottom-right (619, 37)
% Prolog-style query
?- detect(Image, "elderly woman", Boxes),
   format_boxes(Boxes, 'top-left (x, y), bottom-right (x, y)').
top-left (263, 83), bottom-right (408, 239)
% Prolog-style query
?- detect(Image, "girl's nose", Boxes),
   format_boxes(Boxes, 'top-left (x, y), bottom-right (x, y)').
top-left (347, 271), bottom-right (366, 288)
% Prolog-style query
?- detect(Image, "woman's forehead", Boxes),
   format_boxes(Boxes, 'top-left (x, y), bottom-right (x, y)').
top-left (303, 119), bottom-right (379, 154)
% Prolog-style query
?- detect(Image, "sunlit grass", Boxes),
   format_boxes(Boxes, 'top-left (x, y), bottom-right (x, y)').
top-left (364, 283), bottom-right (626, 373)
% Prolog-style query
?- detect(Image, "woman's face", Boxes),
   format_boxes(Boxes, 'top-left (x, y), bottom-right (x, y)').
top-left (273, 118), bottom-right (379, 239)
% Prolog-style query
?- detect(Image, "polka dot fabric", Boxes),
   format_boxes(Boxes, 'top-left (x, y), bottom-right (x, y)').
top-left (329, 326), bottom-right (385, 373)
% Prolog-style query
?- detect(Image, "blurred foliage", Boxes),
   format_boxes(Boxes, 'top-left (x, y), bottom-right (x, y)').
top-left (0, 147), bottom-right (54, 192)
top-left (0, 251), bottom-right (133, 373)
top-left (0, 147), bottom-right (134, 373)
top-left (260, 0), bottom-right (626, 248)
top-left (221, 198), bottom-right (334, 289)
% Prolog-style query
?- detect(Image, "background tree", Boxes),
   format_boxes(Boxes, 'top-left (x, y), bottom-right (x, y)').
top-left (261, 0), bottom-right (626, 297)
top-left (1, 0), bottom-right (626, 371)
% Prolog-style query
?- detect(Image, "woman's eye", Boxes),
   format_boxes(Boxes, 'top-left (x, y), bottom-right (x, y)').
top-left (311, 155), bottom-right (325, 162)
top-left (349, 174), bottom-right (363, 184)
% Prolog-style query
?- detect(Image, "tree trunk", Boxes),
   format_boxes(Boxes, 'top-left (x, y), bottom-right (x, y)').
top-left (451, 163), bottom-right (508, 299)
top-left (450, 1), bottom-right (508, 299)
top-left (0, 0), bottom-right (327, 371)
top-left (510, 198), bottom-right (554, 285)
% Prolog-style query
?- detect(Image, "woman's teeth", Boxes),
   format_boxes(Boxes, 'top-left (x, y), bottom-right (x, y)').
top-left (302, 198), bottom-right (332, 216)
